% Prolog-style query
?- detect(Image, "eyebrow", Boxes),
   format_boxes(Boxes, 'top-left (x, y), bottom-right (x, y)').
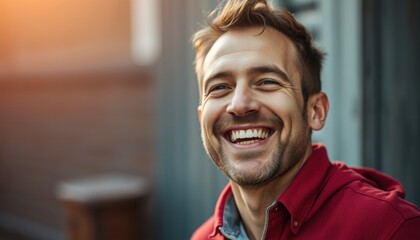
top-left (204, 71), bottom-right (233, 85)
top-left (247, 65), bottom-right (291, 83)
top-left (203, 64), bottom-right (291, 90)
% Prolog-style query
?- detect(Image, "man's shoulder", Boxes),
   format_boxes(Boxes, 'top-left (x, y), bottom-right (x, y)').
top-left (296, 166), bottom-right (420, 238)
top-left (329, 162), bottom-right (420, 220)
top-left (190, 216), bottom-right (216, 240)
top-left (349, 181), bottom-right (420, 237)
top-left (344, 179), bottom-right (420, 220)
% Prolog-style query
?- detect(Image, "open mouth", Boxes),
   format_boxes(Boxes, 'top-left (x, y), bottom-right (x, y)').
top-left (225, 128), bottom-right (273, 145)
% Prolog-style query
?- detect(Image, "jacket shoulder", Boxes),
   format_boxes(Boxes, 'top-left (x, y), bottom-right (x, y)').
top-left (190, 217), bottom-right (216, 240)
top-left (345, 180), bottom-right (420, 238)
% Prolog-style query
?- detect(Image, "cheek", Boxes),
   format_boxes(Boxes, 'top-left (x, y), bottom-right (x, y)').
top-left (263, 93), bottom-right (301, 118)
top-left (262, 94), bottom-right (305, 139)
top-left (201, 102), bottom-right (222, 133)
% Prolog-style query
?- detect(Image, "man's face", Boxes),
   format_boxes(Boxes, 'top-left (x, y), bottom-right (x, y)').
top-left (198, 27), bottom-right (313, 186)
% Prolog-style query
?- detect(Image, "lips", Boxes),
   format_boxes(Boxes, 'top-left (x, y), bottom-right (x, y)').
top-left (226, 128), bottom-right (272, 145)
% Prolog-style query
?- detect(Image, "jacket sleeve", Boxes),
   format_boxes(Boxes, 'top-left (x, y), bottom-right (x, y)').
top-left (389, 217), bottom-right (420, 240)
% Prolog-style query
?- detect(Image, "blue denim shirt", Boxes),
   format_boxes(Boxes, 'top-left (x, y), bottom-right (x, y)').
top-left (219, 194), bottom-right (250, 240)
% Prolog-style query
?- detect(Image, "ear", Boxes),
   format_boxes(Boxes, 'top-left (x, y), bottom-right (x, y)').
top-left (307, 92), bottom-right (329, 131)
top-left (197, 105), bottom-right (203, 122)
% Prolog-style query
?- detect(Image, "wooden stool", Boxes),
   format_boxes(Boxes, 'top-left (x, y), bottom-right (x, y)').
top-left (58, 175), bottom-right (149, 240)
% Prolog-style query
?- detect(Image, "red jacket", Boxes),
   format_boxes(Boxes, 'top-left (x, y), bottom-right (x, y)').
top-left (191, 144), bottom-right (420, 239)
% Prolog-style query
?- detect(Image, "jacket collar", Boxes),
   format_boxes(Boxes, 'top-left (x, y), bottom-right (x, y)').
top-left (210, 144), bottom-right (334, 237)
top-left (277, 143), bottom-right (333, 234)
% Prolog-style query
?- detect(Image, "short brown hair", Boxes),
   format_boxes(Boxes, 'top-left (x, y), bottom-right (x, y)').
top-left (192, 0), bottom-right (324, 103)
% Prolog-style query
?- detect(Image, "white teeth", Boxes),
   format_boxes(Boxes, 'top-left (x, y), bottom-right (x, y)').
top-left (246, 129), bottom-right (253, 138)
top-left (229, 128), bottom-right (270, 143)
top-left (237, 140), bottom-right (256, 145)
top-left (257, 129), bottom-right (262, 138)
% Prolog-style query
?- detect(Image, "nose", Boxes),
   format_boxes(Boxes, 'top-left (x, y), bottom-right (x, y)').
top-left (226, 85), bottom-right (259, 116)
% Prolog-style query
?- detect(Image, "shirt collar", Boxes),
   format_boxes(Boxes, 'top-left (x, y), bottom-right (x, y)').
top-left (210, 184), bottom-right (232, 238)
top-left (219, 194), bottom-right (249, 239)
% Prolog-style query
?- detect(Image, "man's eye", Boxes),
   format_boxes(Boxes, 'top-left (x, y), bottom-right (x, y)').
top-left (209, 84), bottom-right (229, 92)
top-left (259, 79), bottom-right (280, 85)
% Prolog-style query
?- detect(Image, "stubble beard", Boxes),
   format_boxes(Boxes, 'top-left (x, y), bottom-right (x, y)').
top-left (203, 113), bottom-right (310, 187)
top-left (219, 127), bottom-right (309, 187)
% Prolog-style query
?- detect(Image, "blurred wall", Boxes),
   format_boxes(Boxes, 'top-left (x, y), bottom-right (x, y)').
top-left (155, 0), bottom-right (228, 239)
top-left (0, 0), bottom-right (155, 239)
top-left (362, 0), bottom-right (420, 205)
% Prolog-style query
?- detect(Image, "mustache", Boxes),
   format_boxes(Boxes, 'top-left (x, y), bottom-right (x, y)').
top-left (213, 114), bottom-right (283, 133)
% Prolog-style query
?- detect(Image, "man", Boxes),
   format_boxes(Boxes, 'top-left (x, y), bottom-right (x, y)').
top-left (191, 0), bottom-right (420, 239)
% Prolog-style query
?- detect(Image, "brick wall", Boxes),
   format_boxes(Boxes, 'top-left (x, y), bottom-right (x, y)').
top-left (0, 70), bottom-right (155, 238)
top-left (0, 0), bottom-right (157, 238)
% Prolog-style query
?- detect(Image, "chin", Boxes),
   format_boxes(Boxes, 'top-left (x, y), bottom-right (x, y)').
top-left (223, 158), bottom-right (281, 186)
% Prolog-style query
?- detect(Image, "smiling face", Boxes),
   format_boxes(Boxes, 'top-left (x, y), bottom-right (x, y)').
top-left (198, 27), bottom-right (314, 186)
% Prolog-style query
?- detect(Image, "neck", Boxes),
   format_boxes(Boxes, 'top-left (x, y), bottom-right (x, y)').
top-left (230, 177), bottom-right (290, 240)
top-left (230, 146), bottom-right (312, 239)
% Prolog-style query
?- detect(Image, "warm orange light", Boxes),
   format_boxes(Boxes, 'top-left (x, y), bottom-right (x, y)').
top-left (0, 0), bottom-right (133, 75)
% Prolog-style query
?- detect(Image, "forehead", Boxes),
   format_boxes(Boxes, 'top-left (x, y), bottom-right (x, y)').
top-left (202, 26), bottom-right (298, 81)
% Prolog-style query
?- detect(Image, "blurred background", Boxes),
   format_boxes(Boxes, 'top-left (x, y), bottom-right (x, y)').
top-left (0, 0), bottom-right (419, 239)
